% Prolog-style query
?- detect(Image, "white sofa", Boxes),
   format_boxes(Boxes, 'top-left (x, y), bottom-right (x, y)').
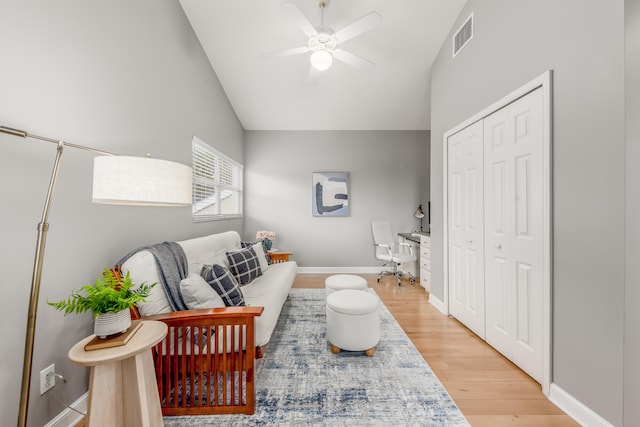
top-left (120, 230), bottom-right (297, 347)
top-left (116, 230), bottom-right (297, 416)
top-left (122, 231), bottom-right (298, 346)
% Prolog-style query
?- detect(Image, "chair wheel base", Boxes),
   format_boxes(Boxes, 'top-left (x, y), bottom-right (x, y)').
top-left (377, 270), bottom-right (415, 287)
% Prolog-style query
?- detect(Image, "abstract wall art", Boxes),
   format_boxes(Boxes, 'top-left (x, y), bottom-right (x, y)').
top-left (312, 172), bottom-right (349, 216)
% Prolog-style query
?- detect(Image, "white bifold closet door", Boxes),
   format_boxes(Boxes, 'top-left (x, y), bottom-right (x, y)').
top-left (447, 87), bottom-right (544, 383)
top-left (484, 88), bottom-right (544, 382)
top-left (447, 120), bottom-right (486, 339)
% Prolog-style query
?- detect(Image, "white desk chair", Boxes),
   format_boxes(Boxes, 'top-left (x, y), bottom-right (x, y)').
top-left (371, 221), bottom-right (416, 285)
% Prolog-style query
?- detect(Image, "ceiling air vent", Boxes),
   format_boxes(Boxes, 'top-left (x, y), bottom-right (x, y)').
top-left (452, 13), bottom-right (473, 58)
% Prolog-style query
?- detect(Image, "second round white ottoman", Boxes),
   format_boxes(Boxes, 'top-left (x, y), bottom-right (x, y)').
top-left (326, 289), bottom-right (380, 356)
top-left (325, 274), bottom-right (368, 297)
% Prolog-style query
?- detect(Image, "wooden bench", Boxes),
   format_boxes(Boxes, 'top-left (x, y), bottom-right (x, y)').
top-left (112, 267), bottom-right (264, 416)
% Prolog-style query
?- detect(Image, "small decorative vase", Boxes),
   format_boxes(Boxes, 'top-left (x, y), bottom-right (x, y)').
top-left (263, 238), bottom-right (273, 251)
top-left (94, 309), bottom-right (131, 339)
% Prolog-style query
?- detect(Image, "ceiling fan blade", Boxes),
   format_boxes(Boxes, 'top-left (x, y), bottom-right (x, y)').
top-left (333, 11), bottom-right (382, 43)
top-left (333, 49), bottom-right (375, 70)
top-left (281, 2), bottom-right (317, 38)
top-left (260, 46), bottom-right (310, 60)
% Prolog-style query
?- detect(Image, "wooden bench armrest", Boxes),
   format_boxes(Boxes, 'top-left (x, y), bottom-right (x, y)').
top-left (143, 306), bottom-right (264, 324)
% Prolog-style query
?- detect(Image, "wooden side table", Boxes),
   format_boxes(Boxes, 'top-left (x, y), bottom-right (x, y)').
top-left (268, 251), bottom-right (292, 264)
top-left (68, 320), bottom-right (167, 427)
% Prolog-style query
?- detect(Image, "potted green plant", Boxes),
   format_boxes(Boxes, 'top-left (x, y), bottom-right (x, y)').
top-left (48, 268), bottom-right (155, 338)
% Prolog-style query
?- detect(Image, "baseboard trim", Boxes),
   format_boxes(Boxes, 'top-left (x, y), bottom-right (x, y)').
top-left (429, 294), bottom-right (447, 315)
top-left (297, 267), bottom-right (381, 274)
top-left (549, 383), bottom-right (613, 427)
top-left (44, 391), bottom-right (87, 427)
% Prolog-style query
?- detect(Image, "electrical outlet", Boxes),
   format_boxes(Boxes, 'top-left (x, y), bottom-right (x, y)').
top-left (40, 364), bottom-right (55, 395)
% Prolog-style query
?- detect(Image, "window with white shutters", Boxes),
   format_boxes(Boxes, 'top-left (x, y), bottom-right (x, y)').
top-left (192, 136), bottom-right (243, 222)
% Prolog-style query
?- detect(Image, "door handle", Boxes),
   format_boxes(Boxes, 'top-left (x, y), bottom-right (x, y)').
top-left (468, 238), bottom-right (473, 243)
top-left (496, 244), bottom-right (502, 249)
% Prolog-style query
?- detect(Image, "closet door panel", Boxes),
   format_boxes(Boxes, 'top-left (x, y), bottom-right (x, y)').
top-left (447, 121), bottom-right (485, 339)
top-left (484, 111), bottom-right (513, 358)
top-left (484, 88), bottom-right (544, 382)
top-left (516, 261), bottom-right (533, 348)
top-left (511, 90), bottom-right (544, 382)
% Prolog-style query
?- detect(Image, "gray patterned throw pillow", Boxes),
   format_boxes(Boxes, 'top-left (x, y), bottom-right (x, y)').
top-left (200, 264), bottom-right (245, 306)
top-left (226, 247), bottom-right (263, 285)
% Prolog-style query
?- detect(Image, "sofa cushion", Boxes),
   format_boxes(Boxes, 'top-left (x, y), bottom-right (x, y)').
top-left (242, 240), bottom-right (272, 265)
top-left (242, 261), bottom-right (298, 346)
top-left (240, 241), bottom-right (269, 272)
top-left (179, 231), bottom-right (241, 274)
top-left (226, 247), bottom-right (262, 285)
top-left (180, 273), bottom-right (225, 310)
top-left (251, 242), bottom-right (270, 272)
top-left (201, 264), bottom-right (245, 307)
top-left (120, 250), bottom-right (172, 317)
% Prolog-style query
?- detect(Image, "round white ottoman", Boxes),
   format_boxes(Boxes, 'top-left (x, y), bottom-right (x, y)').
top-left (325, 274), bottom-right (368, 297)
top-left (326, 289), bottom-right (380, 356)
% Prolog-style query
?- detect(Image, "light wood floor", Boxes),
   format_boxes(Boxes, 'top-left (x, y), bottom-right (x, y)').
top-left (294, 273), bottom-right (579, 427)
top-left (74, 273), bottom-right (578, 427)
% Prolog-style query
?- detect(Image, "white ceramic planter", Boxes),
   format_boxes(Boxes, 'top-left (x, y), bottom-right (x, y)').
top-left (94, 309), bottom-right (131, 339)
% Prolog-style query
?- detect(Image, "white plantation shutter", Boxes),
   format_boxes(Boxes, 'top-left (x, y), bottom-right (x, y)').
top-left (192, 136), bottom-right (243, 222)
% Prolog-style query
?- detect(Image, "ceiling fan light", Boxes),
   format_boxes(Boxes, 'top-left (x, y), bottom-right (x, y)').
top-left (310, 49), bottom-right (333, 71)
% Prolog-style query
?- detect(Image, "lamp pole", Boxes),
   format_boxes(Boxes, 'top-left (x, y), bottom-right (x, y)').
top-left (1, 126), bottom-right (114, 427)
top-left (17, 141), bottom-right (63, 427)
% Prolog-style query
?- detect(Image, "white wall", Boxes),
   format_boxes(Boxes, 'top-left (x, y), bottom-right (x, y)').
top-left (244, 131), bottom-right (429, 268)
top-left (0, 2), bottom-right (243, 426)
top-left (625, 1), bottom-right (640, 424)
top-left (429, 1), bottom-right (625, 424)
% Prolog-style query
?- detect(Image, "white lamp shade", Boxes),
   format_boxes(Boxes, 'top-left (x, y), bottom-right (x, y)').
top-left (310, 50), bottom-right (333, 71)
top-left (92, 156), bottom-right (192, 206)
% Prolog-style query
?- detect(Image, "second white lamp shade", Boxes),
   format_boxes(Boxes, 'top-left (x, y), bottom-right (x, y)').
top-left (92, 156), bottom-right (192, 206)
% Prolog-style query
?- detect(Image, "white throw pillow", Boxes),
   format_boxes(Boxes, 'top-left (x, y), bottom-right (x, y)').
top-left (180, 273), bottom-right (225, 309)
top-left (252, 242), bottom-right (270, 272)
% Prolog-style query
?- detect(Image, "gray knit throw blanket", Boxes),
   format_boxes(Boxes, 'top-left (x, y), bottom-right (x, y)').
top-left (115, 241), bottom-right (188, 312)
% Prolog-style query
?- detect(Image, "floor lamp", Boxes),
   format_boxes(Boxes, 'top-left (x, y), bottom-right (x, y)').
top-left (0, 125), bottom-right (193, 427)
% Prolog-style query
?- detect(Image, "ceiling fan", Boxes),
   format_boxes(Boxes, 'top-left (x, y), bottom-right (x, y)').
top-left (262, 1), bottom-right (382, 79)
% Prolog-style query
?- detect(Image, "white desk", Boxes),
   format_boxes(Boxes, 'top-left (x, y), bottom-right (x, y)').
top-left (398, 232), bottom-right (431, 291)
top-left (398, 232), bottom-right (420, 278)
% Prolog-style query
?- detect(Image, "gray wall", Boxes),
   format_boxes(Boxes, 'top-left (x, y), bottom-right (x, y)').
top-left (429, 1), bottom-right (625, 425)
top-left (625, 1), bottom-right (640, 424)
top-left (0, 2), bottom-right (243, 426)
top-left (244, 131), bottom-right (429, 268)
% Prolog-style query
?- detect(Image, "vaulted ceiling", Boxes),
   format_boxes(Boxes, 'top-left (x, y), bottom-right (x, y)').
top-left (179, 0), bottom-right (466, 131)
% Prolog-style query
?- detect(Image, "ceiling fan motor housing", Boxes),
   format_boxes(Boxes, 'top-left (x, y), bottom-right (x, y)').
top-left (308, 29), bottom-right (337, 54)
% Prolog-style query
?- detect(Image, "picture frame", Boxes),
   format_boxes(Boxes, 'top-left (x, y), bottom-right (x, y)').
top-left (312, 172), bottom-right (349, 217)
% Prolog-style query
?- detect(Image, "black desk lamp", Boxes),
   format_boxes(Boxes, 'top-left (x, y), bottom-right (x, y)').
top-left (414, 204), bottom-right (425, 232)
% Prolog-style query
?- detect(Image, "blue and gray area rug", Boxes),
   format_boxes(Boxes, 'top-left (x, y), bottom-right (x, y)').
top-left (164, 288), bottom-right (469, 426)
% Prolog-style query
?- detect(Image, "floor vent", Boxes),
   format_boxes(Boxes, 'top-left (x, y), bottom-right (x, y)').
top-left (453, 13), bottom-right (473, 58)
